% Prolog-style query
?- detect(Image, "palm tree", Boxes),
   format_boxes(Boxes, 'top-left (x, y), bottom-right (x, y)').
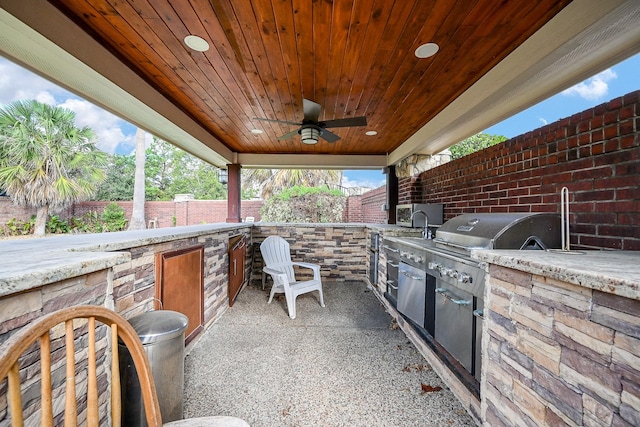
top-left (242, 169), bottom-right (342, 199)
top-left (0, 100), bottom-right (107, 236)
top-left (128, 128), bottom-right (146, 230)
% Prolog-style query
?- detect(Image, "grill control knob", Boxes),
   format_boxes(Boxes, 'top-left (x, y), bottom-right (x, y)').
top-left (448, 270), bottom-right (458, 279)
top-left (414, 255), bottom-right (423, 264)
top-left (438, 267), bottom-right (449, 277)
top-left (458, 272), bottom-right (471, 283)
top-left (428, 262), bottom-right (439, 270)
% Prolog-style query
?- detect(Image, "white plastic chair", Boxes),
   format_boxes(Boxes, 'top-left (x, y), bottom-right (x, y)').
top-left (260, 235), bottom-right (325, 319)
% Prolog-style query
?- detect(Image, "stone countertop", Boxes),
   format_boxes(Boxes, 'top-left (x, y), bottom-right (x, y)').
top-left (0, 223), bottom-right (394, 298)
top-left (0, 223), bottom-right (251, 297)
top-left (473, 249), bottom-right (640, 301)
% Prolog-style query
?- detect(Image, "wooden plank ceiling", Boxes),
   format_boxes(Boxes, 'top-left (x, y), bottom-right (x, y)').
top-left (48, 0), bottom-right (571, 157)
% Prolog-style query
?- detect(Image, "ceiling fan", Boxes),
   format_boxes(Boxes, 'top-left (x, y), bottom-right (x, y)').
top-left (253, 99), bottom-right (367, 144)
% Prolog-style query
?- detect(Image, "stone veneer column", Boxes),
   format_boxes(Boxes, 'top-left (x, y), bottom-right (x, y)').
top-left (482, 264), bottom-right (640, 426)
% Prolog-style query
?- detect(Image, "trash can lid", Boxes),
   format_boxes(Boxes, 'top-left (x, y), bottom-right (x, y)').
top-left (129, 310), bottom-right (189, 344)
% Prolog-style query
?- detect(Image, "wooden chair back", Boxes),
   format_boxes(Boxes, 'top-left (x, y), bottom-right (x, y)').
top-left (0, 305), bottom-right (163, 427)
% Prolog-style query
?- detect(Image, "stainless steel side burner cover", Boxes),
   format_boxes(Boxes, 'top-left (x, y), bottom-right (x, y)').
top-left (435, 212), bottom-right (562, 251)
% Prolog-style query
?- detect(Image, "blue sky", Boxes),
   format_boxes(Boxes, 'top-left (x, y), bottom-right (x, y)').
top-left (1, 53), bottom-right (638, 191)
top-left (484, 53), bottom-right (640, 138)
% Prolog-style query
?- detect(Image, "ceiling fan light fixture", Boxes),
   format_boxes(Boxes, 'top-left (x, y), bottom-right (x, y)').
top-left (300, 125), bottom-right (320, 144)
top-left (415, 42), bottom-right (439, 59)
top-left (250, 128), bottom-right (263, 134)
top-left (366, 130), bottom-right (378, 136)
top-left (184, 35), bottom-right (210, 52)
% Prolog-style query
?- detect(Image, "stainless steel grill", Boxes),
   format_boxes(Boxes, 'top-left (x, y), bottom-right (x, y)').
top-left (434, 212), bottom-right (562, 253)
top-left (386, 212), bottom-right (562, 392)
top-left (429, 212), bottom-right (561, 384)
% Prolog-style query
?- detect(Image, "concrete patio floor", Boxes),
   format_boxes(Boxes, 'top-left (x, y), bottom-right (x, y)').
top-left (182, 280), bottom-right (476, 427)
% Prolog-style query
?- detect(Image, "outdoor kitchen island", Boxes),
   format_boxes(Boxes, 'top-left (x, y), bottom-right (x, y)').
top-left (473, 249), bottom-right (640, 427)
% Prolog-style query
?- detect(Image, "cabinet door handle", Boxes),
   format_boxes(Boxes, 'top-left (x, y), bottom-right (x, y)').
top-left (435, 288), bottom-right (471, 306)
top-left (387, 262), bottom-right (399, 268)
top-left (233, 259), bottom-right (237, 275)
top-left (400, 271), bottom-right (424, 281)
top-left (383, 245), bottom-right (399, 253)
top-left (473, 309), bottom-right (484, 319)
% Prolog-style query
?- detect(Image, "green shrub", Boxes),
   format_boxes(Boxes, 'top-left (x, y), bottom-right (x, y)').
top-left (2, 216), bottom-right (35, 236)
top-left (70, 211), bottom-right (104, 233)
top-left (101, 202), bottom-right (128, 232)
top-left (261, 186), bottom-right (346, 223)
top-left (46, 215), bottom-right (70, 234)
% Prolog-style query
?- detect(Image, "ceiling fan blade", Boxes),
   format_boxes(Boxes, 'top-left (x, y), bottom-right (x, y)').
top-left (253, 117), bottom-right (301, 126)
top-left (322, 116), bottom-right (367, 128)
top-left (320, 129), bottom-right (340, 143)
top-left (277, 129), bottom-right (300, 141)
top-left (303, 99), bottom-right (322, 122)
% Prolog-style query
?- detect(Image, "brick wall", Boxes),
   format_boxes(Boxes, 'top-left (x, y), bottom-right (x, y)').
top-left (399, 175), bottom-right (422, 206)
top-left (361, 186), bottom-right (388, 223)
top-left (344, 194), bottom-right (363, 222)
top-left (1, 197), bottom-right (372, 229)
top-left (483, 264), bottom-right (640, 426)
top-left (0, 196), bottom-right (35, 224)
top-left (65, 200), bottom-right (263, 227)
top-left (411, 90), bottom-right (640, 251)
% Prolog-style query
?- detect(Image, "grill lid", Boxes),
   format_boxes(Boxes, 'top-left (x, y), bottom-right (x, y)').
top-left (434, 213), bottom-right (561, 251)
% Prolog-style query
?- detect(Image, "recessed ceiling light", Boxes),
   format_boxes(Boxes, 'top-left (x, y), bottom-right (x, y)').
top-left (184, 35), bottom-right (210, 52)
top-left (365, 130), bottom-right (377, 136)
top-left (251, 129), bottom-right (263, 134)
top-left (415, 42), bottom-right (439, 59)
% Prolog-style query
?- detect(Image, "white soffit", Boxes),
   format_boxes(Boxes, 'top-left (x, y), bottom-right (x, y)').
top-left (237, 153), bottom-right (387, 169)
top-left (390, 0), bottom-right (640, 165)
top-left (0, 0), bottom-right (233, 167)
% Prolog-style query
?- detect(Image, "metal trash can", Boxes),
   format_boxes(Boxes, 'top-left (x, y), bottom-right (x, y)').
top-left (119, 310), bottom-right (189, 426)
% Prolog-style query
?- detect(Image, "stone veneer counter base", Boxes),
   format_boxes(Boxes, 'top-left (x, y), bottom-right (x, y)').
top-left (473, 249), bottom-right (640, 426)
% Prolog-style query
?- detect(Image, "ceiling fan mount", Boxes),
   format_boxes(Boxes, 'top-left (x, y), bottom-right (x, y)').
top-left (254, 99), bottom-right (367, 144)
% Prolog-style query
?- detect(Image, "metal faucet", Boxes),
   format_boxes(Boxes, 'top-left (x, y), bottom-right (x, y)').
top-left (410, 210), bottom-right (431, 239)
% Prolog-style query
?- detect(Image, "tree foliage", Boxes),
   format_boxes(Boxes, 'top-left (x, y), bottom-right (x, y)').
top-left (242, 169), bottom-right (342, 199)
top-left (94, 138), bottom-right (226, 201)
top-left (449, 133), bottom-right (508, 159)
top-left (261, 186), bottom-right (346, 223)
top-left (0, 100), bottom-right (107, 236)
top-left (93, 154), bottom-right (135, 200)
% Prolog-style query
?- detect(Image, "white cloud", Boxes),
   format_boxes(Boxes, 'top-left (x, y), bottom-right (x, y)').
top-left (342, 175), bottom-right (385, 190)
top-left (539, 117), bottom-right (548, 125)
top-left (60, 98), bottom-right (132, 154)
top-left (0, 59), bottom-right (69, 105)
top-left (0, 57), bottom-right (134, 154)
top-left (562, 69), bottom-right (617, 101)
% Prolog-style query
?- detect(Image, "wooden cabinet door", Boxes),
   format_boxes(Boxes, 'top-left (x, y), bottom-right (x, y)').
top-left (228, 235), bottom-right (246, 307)
top-left (155, 246), bottom-right (204, 344)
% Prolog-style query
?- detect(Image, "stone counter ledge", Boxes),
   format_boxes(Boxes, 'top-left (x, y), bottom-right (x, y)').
top-left (472, 249), bottom-right (640, 301)
top-left (0, 251), bottom-right (130, 298)
top-left (0, 223), bottom-right (252, 298)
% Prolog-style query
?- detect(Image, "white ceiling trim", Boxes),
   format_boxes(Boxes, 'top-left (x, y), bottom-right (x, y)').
top-left (237, 153), bottom-right (387, 169)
